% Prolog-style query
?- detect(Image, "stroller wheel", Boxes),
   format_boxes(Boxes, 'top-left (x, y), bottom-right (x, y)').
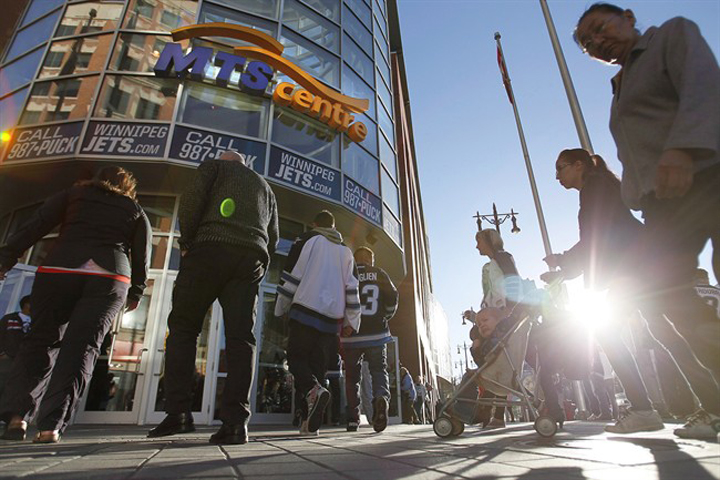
top-left (433, 417), bottom-right (455, 438)
top-left (451, 419), bottom-right (464, 436)
top-left (534, 416), bottom-right (558, 438)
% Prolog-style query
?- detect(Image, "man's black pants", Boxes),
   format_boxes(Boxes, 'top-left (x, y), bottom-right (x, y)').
top-left (287, 320), bottom-right (336, 418)
top-left (637, 164), bottom-right (720, 391)
top-left (164, 243), bottom-right (264, 425)
top-left (0, 273), bottom-right (128, 432)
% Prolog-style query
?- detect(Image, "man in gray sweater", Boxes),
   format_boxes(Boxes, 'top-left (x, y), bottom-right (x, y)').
top-left (149, 151), bottom-right (278, 444)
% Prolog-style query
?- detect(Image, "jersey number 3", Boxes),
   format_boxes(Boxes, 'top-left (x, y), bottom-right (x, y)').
top-left (360, 284), bottom-right (380, 316)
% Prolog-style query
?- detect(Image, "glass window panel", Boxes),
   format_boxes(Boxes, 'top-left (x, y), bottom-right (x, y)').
top-left (4, 10), bottom-right (61, 62)
top-left (272, 105), bottom-right (339, 167)
top-left (110, 34), bottom-right (188, 74)
top-left (169, 237), bottom-right (181, 270)
top-left (0, 88), bottom-right (29, 132)
top-left (20, 75), bottom-right (99, 125)
top-left (198, 3), bottom-right (277, 47)
top-left (123, 0), bottom-right (198, 31)
top-left (0, 48), bottom-right (43, 97)
top-left (375, 0), bottom-right (387, 19)
top-left (343, 33), bottom-right (373, 87)
top-left (21, 0), bottom-right (65, 28)
top-left (342, 140), bottom-right (379, 194)
top-left (342, 5), bottom-right (372, 56)
top-left (381, 167), bottom-right (399, 216)
top-left (383, 204), bottom-right (401, 245)
top-left (376, 43), bottom-right (390, 84)
top-left (39, 34), bottom-right (112, 79)
top-left (138, 195), bottom-right (176, 233)
top-left (255, 292), bottom-right (293, 414)
top-left (378, 32), bottom-right (390, 61)
top-left (57, 1), bottom-right (124, 37)
top-left (27, 237), bottom-right (57, 267)
top-left (180, 83), bottom-right (268, 139)
top-left (280, 29), bottom-right (339, 89)
top-left (374, 12), bottom-right (387, 43)
top-left (379, 130), bottom-right (396, 179)
top-left (94, 75), bottom-right (178, 121)
top-left (354, 113), bottom-right (377, 156)
top-left (150, 236), bottom-right (170, 269)
top-left (301, 0), bottom-right (339, 22)
top-left (345, 0), bottom-right (371, 28)
top-left (283, 0), bottom-right (338, 54)
top-left (378, 99), bottom-right (394, 147)
top-left (376, 69), bottom-right (392, 117)
top-left (342, 64), bottom-right (374, 120)
top-left (210, 0), bottom-right (279, 19)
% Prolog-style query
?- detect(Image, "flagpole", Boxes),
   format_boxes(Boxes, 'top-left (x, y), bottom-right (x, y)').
top-left (539, 0), bottom-right (593, 153)
top-left (494, 32), bottom-right (553, 258)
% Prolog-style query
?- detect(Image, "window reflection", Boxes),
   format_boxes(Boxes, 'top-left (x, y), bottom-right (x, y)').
top-left (0, 88), bottom-right (29, 131)
top-left (180, 83), bottom-right (268, 139)
top-left (378, 100), bottom-right (394, 147)
top-left (302, 0), bottom-right (339, 22)
top-left (94, 75), bottom-right (178, 120)
top-left (4, 10), bottom-right (61, 63)
top-left (39, 34), bottom-right (112, 79)
top-left (283, 0), bottom-right (339, 54)
top-left (342, 65), bottom-right (375, 120)
top-left (138, 195), bottom-right (176, 233)
top-left (20, 76), bottom-right (99, 125)
top-left (0, 48), bottom-right (44, 97)
top-left (342, 5), bottom-right (372, 56)
top-left (211, 0), bottom-right (279, 19)
top-left (198, 3), bottom-right (277, 48)
top-left (56, 1), bottom-right (125, 38)
top-left (382, 167), bottom-right (400, 216)
top-left (345, 0), bottom-right (371, 28)
top-left (21, 0), bottom-right (64, 29)
top-left (343, 140), bottom-right (379, 194)
top-left (110, 34), bottom-right (188, 74)
top-left (379, 131), bottom-right (396, 179)
top-left (272, 106), bottom-right (339, 167)
top-left (123, 0), bottom-right (198, 31)
top-left (374, 14), bottom-right (388, 43)
top-left (354, 113), bottom-right (377, 156)
top-left (280, 30), bottom-right (339, 89)
top-left (376, 70), bottom-right (392, 117)
top-left (376, 45), bottom-right (391, 84)
top-left (343, 33), bottom-right (373, 87)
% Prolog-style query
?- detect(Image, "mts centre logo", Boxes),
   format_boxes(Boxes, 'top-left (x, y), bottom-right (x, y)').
top-left (154, 23), bottom-right (369, 143)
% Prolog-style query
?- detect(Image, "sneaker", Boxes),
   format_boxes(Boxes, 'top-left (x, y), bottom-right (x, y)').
top-left (347, 421), bottom-right (359, 432)
top-left (674, 410), bottom-right (720, 440)
top-left (299, 419), bottom-right (319, 437)
top-left (483, 418), bottom-right (506, 430)
top-left (305, 384), bottom-right (330, 433)
top-left (605, 409), bottom-right (664, 434)
top-left (372, 397), bottom-right (389, 433)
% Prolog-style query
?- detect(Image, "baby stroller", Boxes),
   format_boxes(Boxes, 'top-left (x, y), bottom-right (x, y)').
top-left (433, 312), bottom-right (560, 438)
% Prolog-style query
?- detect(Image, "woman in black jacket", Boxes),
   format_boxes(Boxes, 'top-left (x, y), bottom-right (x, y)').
top-left (541, 149), bottom-right (720, 437)
top-left (0, 166), bottom-right (151, 443)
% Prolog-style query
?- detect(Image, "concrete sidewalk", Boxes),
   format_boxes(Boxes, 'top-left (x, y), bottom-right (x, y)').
top-left (0, 421), bottom-right (718, 479)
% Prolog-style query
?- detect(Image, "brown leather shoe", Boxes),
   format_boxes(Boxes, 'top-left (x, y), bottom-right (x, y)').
top-left (1, 419), bottom-right (27, 441)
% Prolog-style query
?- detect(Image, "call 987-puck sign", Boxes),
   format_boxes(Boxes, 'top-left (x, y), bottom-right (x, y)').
top-left (3, 122), bottom-right (83, 162)
top-left (169, 125), bottom-right (266, 173)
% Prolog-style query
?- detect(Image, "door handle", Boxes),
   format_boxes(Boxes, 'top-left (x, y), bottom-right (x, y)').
top-left (154, 348), bottom-right (166, 376)
top-left (135, 348), bottom-right (149, 375)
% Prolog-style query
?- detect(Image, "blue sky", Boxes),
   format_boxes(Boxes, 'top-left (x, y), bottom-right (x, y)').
top-left (396, 0), bottom-right (720, 375)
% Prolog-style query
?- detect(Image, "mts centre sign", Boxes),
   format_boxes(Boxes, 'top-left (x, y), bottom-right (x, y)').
top-left (154, 23), bottom-right (369, 143)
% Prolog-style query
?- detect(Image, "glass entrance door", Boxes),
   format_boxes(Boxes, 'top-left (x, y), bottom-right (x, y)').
top-left (143, 273), bottom-right (222, 425)
top-left (75, 276), bottom-right (162, 424)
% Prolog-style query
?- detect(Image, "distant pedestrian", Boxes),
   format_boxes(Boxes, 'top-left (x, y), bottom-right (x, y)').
top-left (148, 150), bottom-right (278, 445)
top-left (414, 376), bottom-right (427, 424)
top-left (0, 295), bottom-right (32, 397)
top-left (341, 246), bottom-right (398, 433)
top-left (275, 210), bottom-right (360, 436)
top-left (400, 367), bottom-right (419, 424)
top-left (575, 2), bottom-right (720, 439)
top-left (0, 166), bottom-right (151, 443)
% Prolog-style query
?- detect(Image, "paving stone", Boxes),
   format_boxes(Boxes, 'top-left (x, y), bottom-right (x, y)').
top-left (234, 459), bottom-right (334, 476)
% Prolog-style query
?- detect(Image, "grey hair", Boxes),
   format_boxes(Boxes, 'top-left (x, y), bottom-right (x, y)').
top-left (477, 228), bottom-right (504, 253)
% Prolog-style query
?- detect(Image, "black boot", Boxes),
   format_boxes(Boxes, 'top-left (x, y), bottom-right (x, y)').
top-left (209, 424), bottom-right (248, 445)
top-left (147, 413), bottom-right (195, 438)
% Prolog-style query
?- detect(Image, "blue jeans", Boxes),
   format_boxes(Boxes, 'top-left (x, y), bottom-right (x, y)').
top-left (342, 344), bottom-right (389, 422)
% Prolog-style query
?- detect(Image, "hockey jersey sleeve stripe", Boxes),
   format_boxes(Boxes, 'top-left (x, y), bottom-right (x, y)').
top-left (277, 285), bottom-right (295, 299)
top-left (280, 272), bottom-right (300, 286)
top-left (346, 302), bottom-right (361, 309)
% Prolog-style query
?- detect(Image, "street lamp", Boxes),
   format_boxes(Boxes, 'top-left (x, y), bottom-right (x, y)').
top-left (474, 203), bottom-right (521, 234)
top-left (456, 342), bottom-right (470, 372)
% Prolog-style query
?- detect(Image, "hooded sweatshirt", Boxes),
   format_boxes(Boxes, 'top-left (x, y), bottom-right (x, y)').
top-left (274, 228), bottom-right (361, 334)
